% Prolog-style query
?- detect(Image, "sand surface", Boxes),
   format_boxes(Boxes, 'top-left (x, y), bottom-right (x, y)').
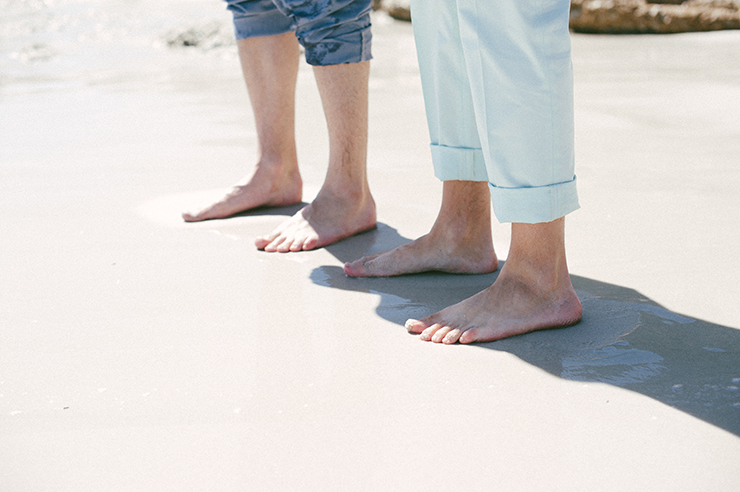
top-left (2, 2), bottom-right (740, 490)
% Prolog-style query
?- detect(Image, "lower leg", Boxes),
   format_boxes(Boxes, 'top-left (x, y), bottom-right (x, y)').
top-left (256, 61), bottom-right (377, 252)
top-left (183, 33), bottom-right (302, 222)
top-left (344, 180), bottom-right (497, 276)
top-left (406, 217), bottom-right (582, 344)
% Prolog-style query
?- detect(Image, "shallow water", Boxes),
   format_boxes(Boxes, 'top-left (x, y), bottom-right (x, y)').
top-left (0, 0), bottom-right (233, 93)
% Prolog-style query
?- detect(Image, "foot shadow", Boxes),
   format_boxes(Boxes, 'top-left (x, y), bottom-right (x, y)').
top-left (137, 191), bottom-right (308, 228)
top-left (201, 201), bottom-right (308, 220)
top-left (314, 226), bottom-right (740, 437)
top-left (319, 222), bottom-right (413, 263)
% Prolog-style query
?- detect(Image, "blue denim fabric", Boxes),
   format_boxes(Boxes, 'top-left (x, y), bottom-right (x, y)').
top-left (224, 0), bottom-right (372, 66)
top-left (226, 0), bottom-right (294, 38)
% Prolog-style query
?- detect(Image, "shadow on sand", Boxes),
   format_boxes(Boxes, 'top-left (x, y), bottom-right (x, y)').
top-left (312, 223), bottom-right (740, 437)
top-left (215, 202), bottom-right (309, 219)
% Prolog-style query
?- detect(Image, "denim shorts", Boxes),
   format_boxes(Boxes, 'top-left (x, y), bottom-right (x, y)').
top-left (224, 0), bottom-right (372, 66)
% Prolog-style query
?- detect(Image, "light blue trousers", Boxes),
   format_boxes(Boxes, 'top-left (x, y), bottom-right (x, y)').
top-left (411, 0), bottom-right (579, 223)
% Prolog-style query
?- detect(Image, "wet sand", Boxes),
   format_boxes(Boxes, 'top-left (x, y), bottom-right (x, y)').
top-left (2, 8), bottom-right (740, 492)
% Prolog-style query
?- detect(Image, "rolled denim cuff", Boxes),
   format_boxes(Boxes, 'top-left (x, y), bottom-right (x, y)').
top-left (228, 0), bottom-right (295, 39)
top-left (295, 0), bottom-right (373, 66)
top-left (302, 24), bottom-right (372, 66)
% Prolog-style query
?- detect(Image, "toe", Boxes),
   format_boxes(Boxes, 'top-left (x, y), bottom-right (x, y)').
top-left (273, 236), bottom-right (293, 253)
top-left (301, 234), bottom-right (319, 251)
top-left (182, 210), bottom-right (206, 222)
top-left (263, 235), bottom-right (287, 252)
top-left (343, 261), bottom-right (363, 277)
top-left (405, 318), bottom-right (427, 334)
top-left (420, 323), bottom-right (444, 341)
top-left (343, 254), bottom-right (378, 277)
top-left (288, 237), bottom-right (304, 252)
top-left (256, 227), bottom-right (282, 249)
top-left (431, 325), bottom-right (453, 343)
top-left (255, 235), bottom-right (271, 250)
top-left (442, 328), bottom-right (462, 344)
top-left (459, 327), bottom-right (481, 344)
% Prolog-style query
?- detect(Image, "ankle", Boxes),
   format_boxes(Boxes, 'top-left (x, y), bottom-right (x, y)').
top-left (252, 155), bottom-right (298, 179)
top-left (318, 179), bottom-right (372, 204)
top-left (256, 145), bottom-right (298, 169)
top-left (430, 208), bottom-right (491, 247)
top-left (502, 255), bottom-right (573, 297)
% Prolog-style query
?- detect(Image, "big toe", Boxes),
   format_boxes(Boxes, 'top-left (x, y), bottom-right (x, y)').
top-left (344, 259), bottom-right (368, 277)
top-left (182, 211), bottom-right (202, 222)
top-left (404, 318), bottom-right (427, 334)
top-left (255, 235), bottom-right (275, 250)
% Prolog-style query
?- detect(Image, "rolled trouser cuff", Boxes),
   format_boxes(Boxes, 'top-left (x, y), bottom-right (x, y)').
top-left (431, 144), bottom-right (489, 182)
top-left (489, 176), bottom-right (580, 224)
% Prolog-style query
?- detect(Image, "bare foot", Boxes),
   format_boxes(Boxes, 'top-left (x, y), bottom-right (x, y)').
top-left (255, 188), bottom-right (376, 252)
top-left (344, 232), bottom-right (497, 277)
top-left (344, 180), bottom-right (496, 277)
top-left (182, 163), bottom-right (302, 222)
top-left (405, 259), bottom-right (582, 344)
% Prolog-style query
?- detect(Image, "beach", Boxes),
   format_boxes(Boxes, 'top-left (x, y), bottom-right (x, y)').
top-left (1, 1), bottom-right (740, 490)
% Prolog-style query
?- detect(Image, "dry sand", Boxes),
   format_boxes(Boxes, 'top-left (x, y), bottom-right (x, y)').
top-left (1, 6), bottom-right (739, 491)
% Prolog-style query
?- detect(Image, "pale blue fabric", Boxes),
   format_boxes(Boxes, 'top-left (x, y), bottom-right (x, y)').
top-left (411, 0), bottom-right (579, 224)
top-left (225, 0), bottom-right (372, 66)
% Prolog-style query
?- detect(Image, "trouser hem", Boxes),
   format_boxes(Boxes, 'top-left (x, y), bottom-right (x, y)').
top-left (489, 176), bottom-right (580, 224)
top-left (431, 144), bottom-right (489, 182)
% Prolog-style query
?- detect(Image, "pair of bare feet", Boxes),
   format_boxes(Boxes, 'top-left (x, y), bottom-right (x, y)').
top-left (181, 35), bottom-right (377, 253)
top-left (182, 160), bottom-right (376, 253)
top-left (183, 34), bottom-right (580, 344)
top-left (344, 180), bottom-right (582, 344)
top-left (184, 179), bottom-right (582, 344)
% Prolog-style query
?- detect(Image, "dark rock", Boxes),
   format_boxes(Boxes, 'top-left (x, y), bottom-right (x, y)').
top-left (570, 0), bottom-right (740, 34)
top-left (374, 0), bottom-right (740, 34)
top-left (382, 0), bottom-right (411, 22)
top-left (165, 21), bottom-right (234, 50)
